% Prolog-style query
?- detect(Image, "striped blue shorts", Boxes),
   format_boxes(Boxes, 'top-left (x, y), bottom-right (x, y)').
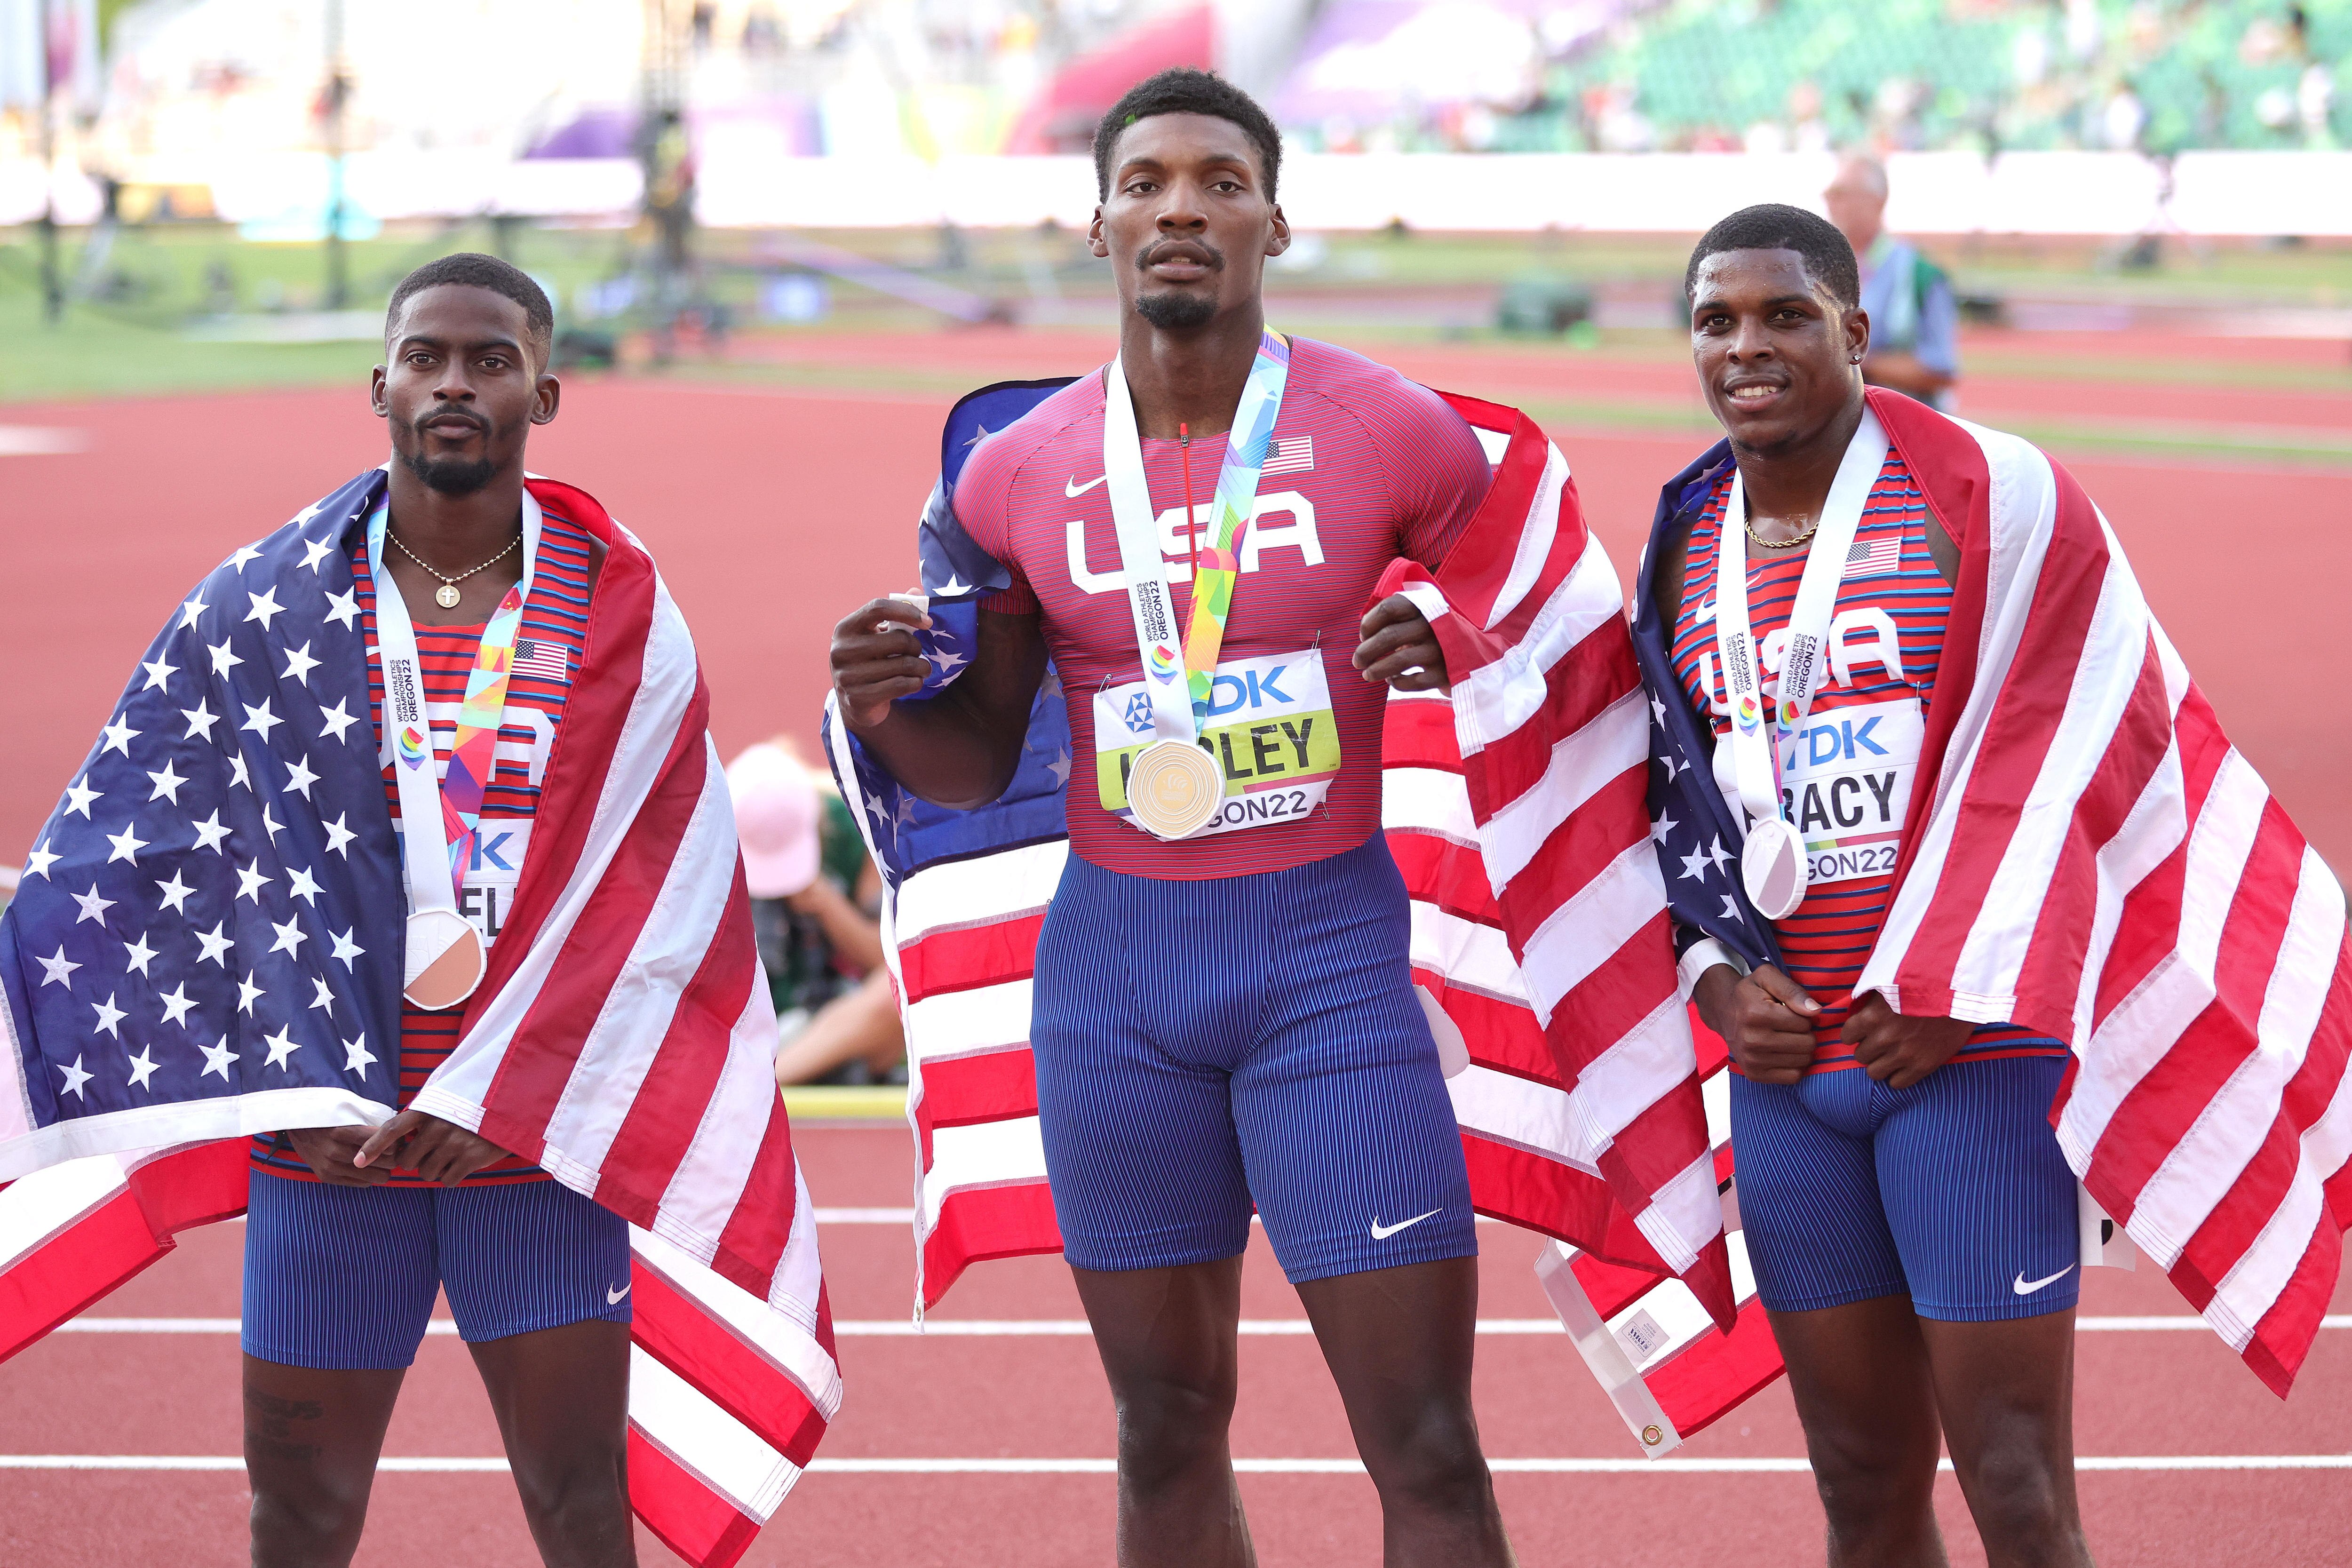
top-left (241, 1171), bottom-right (633, 1369)
top-left (1030, 833), bottom-right (1478, 1285)
top-left (1731, 1054), bottom-right (2080, 1322)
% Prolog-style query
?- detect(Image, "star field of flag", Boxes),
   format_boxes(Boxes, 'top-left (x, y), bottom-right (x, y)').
top-left (823, 379), bottom-right (1078, 885)
top-left (1632, 449), bottom-right (1783, 976)
top-left (2, 471), bottom-right (405, 1138)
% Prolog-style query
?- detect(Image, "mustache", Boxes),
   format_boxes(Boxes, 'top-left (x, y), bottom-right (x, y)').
top-left (411, 407), bottom-right (490, 438)
top-left (1133, 238), bottom-right (1225, 272)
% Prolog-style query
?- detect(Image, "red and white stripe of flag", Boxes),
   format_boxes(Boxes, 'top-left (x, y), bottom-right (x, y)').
top-left (1855, 402), bottom-right (2351, 1396)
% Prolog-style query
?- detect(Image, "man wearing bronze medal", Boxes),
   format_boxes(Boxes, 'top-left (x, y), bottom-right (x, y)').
top-left (829, 71), bottom-right (1516, 1568)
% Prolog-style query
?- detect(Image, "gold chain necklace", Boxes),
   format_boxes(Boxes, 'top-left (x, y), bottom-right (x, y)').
top-left (1744, 513), bottom-right (1820, 551)
top-left (387, 527), bottom-right (523, 608)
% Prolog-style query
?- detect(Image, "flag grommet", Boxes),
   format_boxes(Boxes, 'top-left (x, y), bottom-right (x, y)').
top-left (1641, 1425), bottom-right (1664, 1447)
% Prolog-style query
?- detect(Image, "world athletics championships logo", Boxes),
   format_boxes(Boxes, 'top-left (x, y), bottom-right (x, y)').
top-left (1147, 643), bottom-right (1180, 682)
top-left (1734, 693), bottom-right (1762, 732)
top-left (397, 725), bottom-right (430, 768)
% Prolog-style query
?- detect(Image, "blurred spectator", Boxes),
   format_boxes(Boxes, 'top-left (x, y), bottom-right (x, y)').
top-left (742, 1), bottom-right (783, 58)
top-left (728, 740), bottom-right (905, 1088)
top-left (1825, 154), bottom-right (1960, 412)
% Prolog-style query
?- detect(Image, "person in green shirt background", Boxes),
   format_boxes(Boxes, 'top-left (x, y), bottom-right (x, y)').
top-left (729, 739), bottom-right (905, 1087)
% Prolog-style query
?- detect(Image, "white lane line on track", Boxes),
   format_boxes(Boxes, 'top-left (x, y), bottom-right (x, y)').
top-left (1, 1455), bottom-right (2347, 1475)
top-left (52, 1315), bottom-right (2352, 1337)
top-left (806, 1210), bottom-right (1511, 1226)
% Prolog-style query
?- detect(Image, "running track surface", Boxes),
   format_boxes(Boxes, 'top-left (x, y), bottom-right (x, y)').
top-left (1, 1128), bottom-right (2347, 1565)
top-left (1, 338), bottom-right (2348, 1563)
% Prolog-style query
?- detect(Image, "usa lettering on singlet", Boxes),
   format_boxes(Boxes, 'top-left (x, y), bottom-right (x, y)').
top-left (1669, 450), bottom-right (2067, 1070)
top-left (250, 511), bottom-right (597, 1183)
top-left (952, 336), bottom-right (1493, 881)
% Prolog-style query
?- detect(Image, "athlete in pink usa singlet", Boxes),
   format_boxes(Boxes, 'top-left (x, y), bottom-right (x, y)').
top-left (952, 336), bottom-right (1489, 879)
top-left (829, 71), bottom-right (1517, 1567)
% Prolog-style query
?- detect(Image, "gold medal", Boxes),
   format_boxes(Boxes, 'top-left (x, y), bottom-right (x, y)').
top-left (1126, 738), bottom-right (1224, 840)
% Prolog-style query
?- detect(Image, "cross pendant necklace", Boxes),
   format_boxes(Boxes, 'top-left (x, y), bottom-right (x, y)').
top-left (387, 527), bottom-right (523, 609)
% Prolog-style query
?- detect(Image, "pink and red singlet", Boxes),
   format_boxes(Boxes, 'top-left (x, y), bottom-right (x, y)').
top-left (952, 336), bottom-right (1492, 880)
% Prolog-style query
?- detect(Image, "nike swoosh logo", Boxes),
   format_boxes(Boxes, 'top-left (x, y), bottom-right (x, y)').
top-left (1370, 1209), bottom-right (1442, 1241)
top-left (1065, 474), bottom-right (1108, 497)
top-left (2012, 1265), bottom-right (2075, 1296)
top-left (607, 1283), bottom-right (632, 1305)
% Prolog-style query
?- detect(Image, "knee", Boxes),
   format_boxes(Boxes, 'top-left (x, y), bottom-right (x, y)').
top-left (1805, 1428), bottom-right (1937, 1534)
top-left (1959, 1440), bottom-right (2077, 1557)
top-left (510, 1445), bottom-right (630, 1541)
top-left (249, 1469), bottom-right (372, 1556)
top-left (1111, 1375), bottom-right (1237, 1486)
top-left (1359, 1401), bottom-right (1493, 1514)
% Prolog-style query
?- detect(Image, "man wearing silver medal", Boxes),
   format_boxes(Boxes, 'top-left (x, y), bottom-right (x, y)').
top-left (1637, 207), bottom-right (2094, 1566)
top-left (829, 71), bottom-right (1515, 1568)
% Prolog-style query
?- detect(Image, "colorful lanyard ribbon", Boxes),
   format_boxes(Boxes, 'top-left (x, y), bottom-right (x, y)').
top-left (364, 498), bottom-right (538, 903)
top-left (1176, 329), bottom-right (1290, 717)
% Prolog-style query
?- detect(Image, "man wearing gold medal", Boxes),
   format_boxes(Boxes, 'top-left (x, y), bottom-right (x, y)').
top-left (829, 70), bottom-right (1517, 1568)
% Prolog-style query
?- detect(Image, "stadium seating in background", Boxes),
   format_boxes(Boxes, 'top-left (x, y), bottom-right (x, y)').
top-left (1273, 0), bottom-right (2349, 157)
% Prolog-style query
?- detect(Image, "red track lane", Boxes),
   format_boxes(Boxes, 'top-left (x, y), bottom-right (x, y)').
top-left (730, 325), bottom-right (2352, 432)
top-left (3, 1130), bottom-right (2349, 1565)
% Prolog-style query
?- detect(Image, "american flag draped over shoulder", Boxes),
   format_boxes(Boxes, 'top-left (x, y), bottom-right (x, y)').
top-left (825, 378), bottom-right (1740, 1401)
top-left (1635, 387), bottom-right (2352, 1400)
top-left (0, 470), bottom-right (839, 1568)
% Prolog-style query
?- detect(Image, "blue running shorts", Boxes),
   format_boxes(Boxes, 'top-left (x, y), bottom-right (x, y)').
top-left (1731, 1054), bottom-right (2080, 1322)
top-left (241, 1171), bottom-right (634, 1369)
top-left (1030, 833), bottom-right (1478, 1284)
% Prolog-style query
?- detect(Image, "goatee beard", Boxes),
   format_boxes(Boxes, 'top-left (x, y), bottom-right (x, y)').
top-left (1136, 292), bottom-right (1217, 331)
top-left (401, 447), bottom-right (498, 495)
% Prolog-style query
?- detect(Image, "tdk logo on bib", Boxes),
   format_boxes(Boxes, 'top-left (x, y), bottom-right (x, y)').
top-left (1773, 696), bottom-right (1924, 887)
top-left (393, 821), bottom-right (532, 943)
top-left (1202, 664), bottom-right (1294, 716)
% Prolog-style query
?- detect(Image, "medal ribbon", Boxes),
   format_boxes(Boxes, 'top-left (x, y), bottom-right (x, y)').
top-left (1176, 329), bottom-right (1290, 718)
top-left (365, 497), bottom-right (541, 906)
top-left (1100, 327), bottom-right (1291, 741)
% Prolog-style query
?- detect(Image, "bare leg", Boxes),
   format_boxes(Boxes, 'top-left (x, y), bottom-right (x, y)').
top-left (469, 1318), bottom-right (637, 1568)
top-left (1768, 1295), bottom-right (1951, 1568)
top-left (243, 1356), bottom-right (405, 1568)
top-left (1295, 1257), bottom-right (1513, 1567)
top-left (1920, 1309), bottom-right (2093, 1568)
top-left (1070, 1256), bottom-right (1255, 1568)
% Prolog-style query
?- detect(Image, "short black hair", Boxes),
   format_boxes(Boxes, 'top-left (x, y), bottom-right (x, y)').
top-left (1093, 68), bottom-right (1282, 201)
top-left (384, 253), bottom-right (555, 368)
top-left (1685, 204), bottom-right (1860, 308)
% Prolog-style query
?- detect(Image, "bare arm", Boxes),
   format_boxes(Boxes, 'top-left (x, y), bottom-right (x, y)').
top-left (785, 875), bottom-right (886, 973)
top-left (1860, 350), bottom-right (1954, 401)
top-left (829, 599), bottom-right (1049, 810)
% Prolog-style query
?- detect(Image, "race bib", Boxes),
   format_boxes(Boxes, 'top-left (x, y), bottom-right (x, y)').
top-left (397, 820), bottom-right (531, 947)
top-left (1094, 647), bottom-right (1341, 838)
top-left (1774, 696), bottom-right (1922, 887)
